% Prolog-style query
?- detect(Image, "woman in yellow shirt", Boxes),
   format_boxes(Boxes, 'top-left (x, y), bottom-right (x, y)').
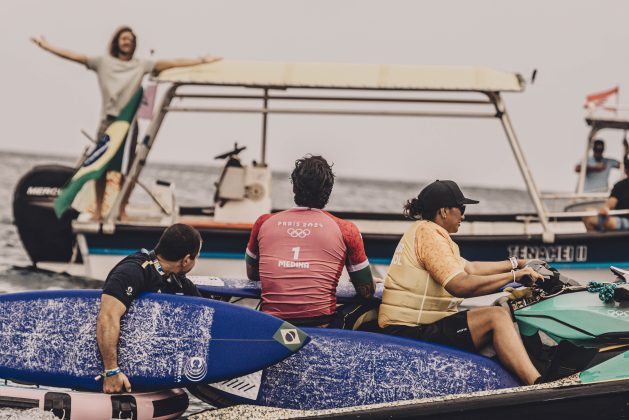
top-left (378, 180), bottom-right (544, 385)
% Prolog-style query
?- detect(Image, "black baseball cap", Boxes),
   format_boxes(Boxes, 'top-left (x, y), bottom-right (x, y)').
top-left (418, 180), bottom-right (479, 211)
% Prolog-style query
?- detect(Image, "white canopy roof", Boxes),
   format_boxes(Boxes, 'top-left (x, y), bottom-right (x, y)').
top-left (154, 60), bottom-right (525, 93)
top-left (586, 116), bottom-right (629, 131)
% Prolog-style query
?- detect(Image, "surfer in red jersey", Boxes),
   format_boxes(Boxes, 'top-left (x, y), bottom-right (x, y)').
top-left (245, 155), bottom-right (377, 327)
top-left (96, 223), bottom-right (202, 393)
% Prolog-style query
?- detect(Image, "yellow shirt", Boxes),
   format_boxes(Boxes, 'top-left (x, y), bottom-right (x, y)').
top-left (378, 220), bottom-right (466, 327)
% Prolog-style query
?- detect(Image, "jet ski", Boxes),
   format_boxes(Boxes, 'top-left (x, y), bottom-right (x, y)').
top-left (189, 263), bottom-right (629, 417)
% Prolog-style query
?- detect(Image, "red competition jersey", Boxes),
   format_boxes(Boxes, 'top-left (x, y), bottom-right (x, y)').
top-left (246, 207), bottom-right (369, 319)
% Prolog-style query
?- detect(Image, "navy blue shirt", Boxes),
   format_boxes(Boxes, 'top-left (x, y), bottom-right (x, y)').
top-left (102, 250), bottom-right (201, 307)
top-left (611, 178), bottom-right (629, 219)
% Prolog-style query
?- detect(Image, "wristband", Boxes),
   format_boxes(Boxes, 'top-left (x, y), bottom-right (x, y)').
top-left (94, 367), bottom-right (121, 381)
top-left (511, 269), bottom-right (516, 283)
top-left (509, 256), bottom-right (518, 270)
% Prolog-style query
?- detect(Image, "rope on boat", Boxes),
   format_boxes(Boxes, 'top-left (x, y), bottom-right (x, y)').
top-left (587, 281), bottom-right (627, 303)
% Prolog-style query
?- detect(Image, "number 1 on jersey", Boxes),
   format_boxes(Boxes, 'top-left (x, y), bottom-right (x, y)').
top-left (292, 247), bottom-right (301, 260)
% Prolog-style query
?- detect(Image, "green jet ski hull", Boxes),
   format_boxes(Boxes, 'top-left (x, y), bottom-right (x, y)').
top-left (515, 291), bottom-right (629, 342)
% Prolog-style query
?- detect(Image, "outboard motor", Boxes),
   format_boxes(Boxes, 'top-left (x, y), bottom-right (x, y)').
top-left (13, 165), bottom-right (80, 264)
top-left (212, 143), bottom-right (271, 223)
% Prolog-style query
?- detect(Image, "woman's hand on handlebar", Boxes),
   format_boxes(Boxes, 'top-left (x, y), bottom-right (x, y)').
top-left (515, 266), bottom-right (545, 286)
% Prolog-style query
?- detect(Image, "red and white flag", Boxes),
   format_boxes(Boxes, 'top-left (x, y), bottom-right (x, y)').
top-left (584, 86), bottom-right (619, 111)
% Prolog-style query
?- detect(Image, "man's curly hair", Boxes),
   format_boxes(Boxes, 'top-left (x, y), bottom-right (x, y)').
top-left (291, 155), bottom-right (335, 209)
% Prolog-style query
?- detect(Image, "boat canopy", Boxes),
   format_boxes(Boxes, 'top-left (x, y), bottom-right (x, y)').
top-left (154, 60), bottom-right (525, 93)
top-left (586, 116), bottom-right (629, 131)
top-left (108, 59), bottom-right (556, 241)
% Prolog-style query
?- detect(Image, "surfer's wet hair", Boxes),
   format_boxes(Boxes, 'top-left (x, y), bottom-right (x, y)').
top-left (155, 223), bottom-right (201, 261)
top-left (291, 155), bottom-right (335, 209)
top-left (109, 26), bottom-right (136, 58)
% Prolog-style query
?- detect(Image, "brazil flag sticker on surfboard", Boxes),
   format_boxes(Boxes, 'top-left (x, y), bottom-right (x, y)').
top-left (273, 322), bottom-right (309, 352)
top-left (54, 88), bottom-right (143, 218)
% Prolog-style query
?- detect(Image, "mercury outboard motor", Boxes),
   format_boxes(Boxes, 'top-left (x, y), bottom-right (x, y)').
top-left (13, 165), bottom-right (80, 264)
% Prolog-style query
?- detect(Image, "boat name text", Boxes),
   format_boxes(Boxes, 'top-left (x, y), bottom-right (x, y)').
top-left (507, 245), bottom-right (587, 262)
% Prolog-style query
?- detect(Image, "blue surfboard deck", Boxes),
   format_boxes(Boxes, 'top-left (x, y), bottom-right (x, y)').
top-left (192, 276), bottom-right (384, 303)
top-left (0, 290), bottom-right (309, 392)
top-left (191, 328), bottom-right (520, 410)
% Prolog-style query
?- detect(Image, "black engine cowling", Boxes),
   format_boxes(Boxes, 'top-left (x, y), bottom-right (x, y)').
top-left (13, 165), bottom-right (80, 264)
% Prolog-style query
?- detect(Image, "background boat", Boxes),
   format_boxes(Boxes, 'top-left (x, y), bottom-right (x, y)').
top-left (10, 61), bottom-right (629, 283)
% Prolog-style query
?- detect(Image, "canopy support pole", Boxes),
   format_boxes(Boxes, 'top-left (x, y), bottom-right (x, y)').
top-left (261, 88), bottom-right (269, 165)
top-left (104, 84), bottom-right (178, 229)
top-left (490, 92), bottom-right (554, 243)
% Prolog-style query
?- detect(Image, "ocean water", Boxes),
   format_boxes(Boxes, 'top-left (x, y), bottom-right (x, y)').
top-left (0, 150), bottom-right (539, 418)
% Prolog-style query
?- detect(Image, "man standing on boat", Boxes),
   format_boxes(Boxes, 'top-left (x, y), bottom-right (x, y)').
top-left (245, 155), bottom-right (376, 327)
top-left (378, 180), bottom-right (545, 385)
top-left (96, 223), bottom-right (202, 393)
top-left (574, 139), bottom-right (627, 192)
top-left (31, 27), bottom-right (221, 220)
top-left (584, 155), bottom-right (629, 231)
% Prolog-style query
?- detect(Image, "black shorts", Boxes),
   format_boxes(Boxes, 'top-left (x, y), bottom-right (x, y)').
top-left (284, 314), bottom-right (334, 328)
top-left (383, 311), bottom-right (476, 352)
top-left (284, 302), bottom-right (380, 329)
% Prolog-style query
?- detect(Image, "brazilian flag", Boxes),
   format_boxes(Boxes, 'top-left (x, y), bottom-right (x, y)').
top-left (54, 88), bottom-right (143, 218)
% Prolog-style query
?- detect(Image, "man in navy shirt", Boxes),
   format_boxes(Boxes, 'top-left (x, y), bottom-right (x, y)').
top-left (585, 155), bottom-right (629, 231)
top-left (96, 223), bottom-right (202, 393)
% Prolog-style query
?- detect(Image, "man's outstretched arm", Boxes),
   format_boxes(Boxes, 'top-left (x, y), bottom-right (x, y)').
top-left (31, 36), bottom-right (88, 66)
top-left (154, 55), bottom-right (222, 73)
top-left (96, 294), bottom-right (132, 393)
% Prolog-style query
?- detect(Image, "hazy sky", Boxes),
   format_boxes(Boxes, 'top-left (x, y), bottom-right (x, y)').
top-left (2, 0), bottom-right (629, 191)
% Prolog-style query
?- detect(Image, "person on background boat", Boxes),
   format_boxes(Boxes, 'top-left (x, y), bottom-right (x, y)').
top-left (574, 138), bottom-right (628, 192)
top-left (583, 154), bottom-right (629, 231)
top-left (96, 223), bottom-right (202, 393)
top-left (378, 180), bottom-right (545, 385)
top-left (245, 155), bottom-right (376, 327)
top-left (31, 27), bottom-right (222, 220)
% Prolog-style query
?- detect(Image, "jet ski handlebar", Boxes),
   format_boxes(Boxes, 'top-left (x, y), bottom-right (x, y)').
top-left (517, 259), bottom-right (553, 287)
top-left (518, 260), bottom-right (581, 295)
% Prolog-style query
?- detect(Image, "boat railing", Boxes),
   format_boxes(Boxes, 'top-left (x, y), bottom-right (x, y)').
top-left (517, 208), bottom-right (629, 222)
top-left (327, 208), bottom-right (629, 224)
top-left (540, 192), bottom-right (608, 200)
top-left (548, 208), bottom-right (629, 218)
top-left (165, 93), bottom-right (501, 121)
